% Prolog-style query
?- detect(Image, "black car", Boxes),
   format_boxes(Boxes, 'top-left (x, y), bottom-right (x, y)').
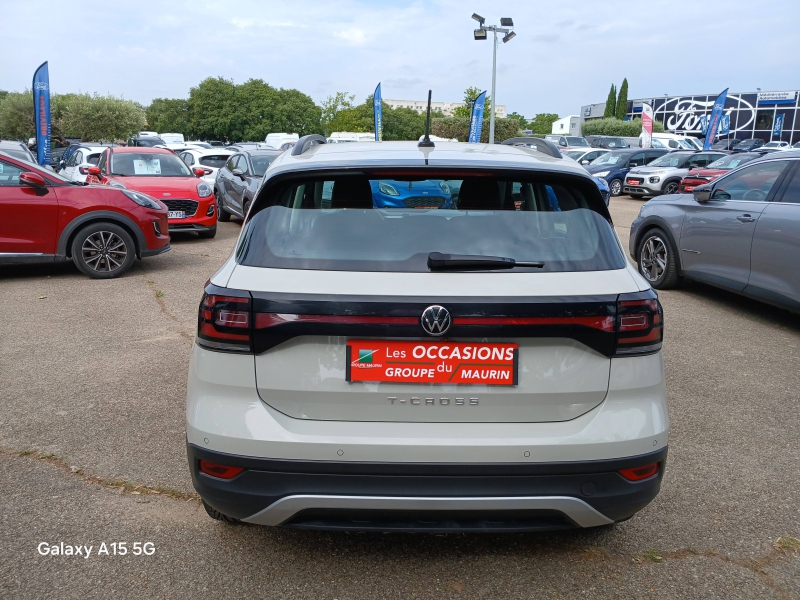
top-left (127, 135), bottom-right (167, 147)
top-left (215, 149), bottom-right (281, 221)
top-left (732, 138), bottom-right (766, 153)
top-left (709, 139), bottom-right (740, 151)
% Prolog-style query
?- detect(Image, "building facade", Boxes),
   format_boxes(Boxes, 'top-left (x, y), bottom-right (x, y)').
top-left (581, 90), bottom-right (800, 144)
top-left (551, 115), bottom-right (580, 135)
top-left (385, 99), bottom-right (506, 119)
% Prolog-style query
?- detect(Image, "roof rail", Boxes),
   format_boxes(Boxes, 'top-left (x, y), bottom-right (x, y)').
top-left (291, 134), bottom-right (327, 156)
top-left (501, 137), bottom-right (562, 159)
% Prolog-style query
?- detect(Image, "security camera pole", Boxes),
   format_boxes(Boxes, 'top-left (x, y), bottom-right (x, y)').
top-left (472, 14), bottom-right (516, 144)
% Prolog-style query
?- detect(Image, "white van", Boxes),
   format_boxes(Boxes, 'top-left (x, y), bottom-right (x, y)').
top-left (159, 133), bottom-right (185, 145)
top-left (328, 132), bottom-right (376, 143)
top-left (651, 133), bottom-right (698, 151)
top-left (264, 133), bottom-right (300, 149)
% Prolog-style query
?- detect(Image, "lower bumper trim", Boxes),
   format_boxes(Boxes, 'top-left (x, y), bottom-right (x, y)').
top-left (243, 494), bottom-right (614, 528)
top-left (141, 243), bottom-right (171, 258)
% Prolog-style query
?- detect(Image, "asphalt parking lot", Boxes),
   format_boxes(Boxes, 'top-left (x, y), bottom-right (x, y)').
top-left (1, 197), bottom-right (799, 599)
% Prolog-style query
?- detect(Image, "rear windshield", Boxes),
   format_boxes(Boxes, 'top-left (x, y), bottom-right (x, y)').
top-left (199, 154), bottom-right (233, 168)
top-left (237, 172), bottom-right (624, 273)
top-left (566, 137), bottom-right (589, 147)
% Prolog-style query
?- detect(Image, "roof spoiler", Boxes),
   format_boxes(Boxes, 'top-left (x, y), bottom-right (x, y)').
top-left (291, 134), bottom-right (327, 156)
top-left (501, 137), bottom-right (562, 159)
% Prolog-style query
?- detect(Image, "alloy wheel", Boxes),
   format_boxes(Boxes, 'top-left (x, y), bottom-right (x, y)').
top-left (664, 182), bottom-right (679, 195)
top-left (610, 179), bottom-right (622, 196)
top-left (640, 236), bottom-right (667, 283)
top-left (81, 231), bottom-right (128, 273)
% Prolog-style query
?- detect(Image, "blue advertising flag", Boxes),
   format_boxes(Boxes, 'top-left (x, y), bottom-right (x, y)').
top-left (468, 91), bottom-right (487, 143)
top-left (32, 61), bottom-right (52, 167)
top-left (773, 113), bottom-right (784, 138)
top-left (720, 114), bottom-right (730, 135)
top-left (699, 115), bottom-right (708, 135)
top-left (373, 83), bottom-right (383, 142)
top-left (703, 88), bottom-right (728, 150)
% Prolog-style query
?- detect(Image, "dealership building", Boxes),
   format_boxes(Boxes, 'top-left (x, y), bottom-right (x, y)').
top-left (580, 90), bottom-right (800, 145)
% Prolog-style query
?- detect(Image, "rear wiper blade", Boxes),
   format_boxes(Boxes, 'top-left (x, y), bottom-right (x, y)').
top-left (427, 252), bottom-right (544, 270)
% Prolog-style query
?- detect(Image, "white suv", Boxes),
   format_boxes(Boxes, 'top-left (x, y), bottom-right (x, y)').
top-left (187, 135), bottom-right (669, 532)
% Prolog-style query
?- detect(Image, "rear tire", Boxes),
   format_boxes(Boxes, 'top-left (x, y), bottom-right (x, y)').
top-left (71, 222), bottom-right (136, 279)
top-left (202, 500), bottom-right (240, 524)
top-left (215, 189), bottom-right (231, 222)
top-left (242, 198), bottom-right (251, 219)
top-left (637, 227), bottom-right (681, 289)
top-left (609, 179), bottom-right (622, 196)
top-left (198, 225), bottom-right (217, 239)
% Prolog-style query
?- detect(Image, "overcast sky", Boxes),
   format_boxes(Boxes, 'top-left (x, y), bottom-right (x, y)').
top-left (2, 0), bottom-right (798, 118)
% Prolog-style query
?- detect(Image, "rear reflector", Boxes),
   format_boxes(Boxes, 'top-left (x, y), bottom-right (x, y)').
top-left (618, 462), bottom-right (659, 481)
top-left (199, 459), bottom-right (244, 480)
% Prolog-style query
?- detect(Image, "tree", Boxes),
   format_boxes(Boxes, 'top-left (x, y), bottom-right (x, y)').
top-left (431, 117), bottom-right (521, 142)
top-left (615, 78), bottom-right (629, 121)
top-left (507, 112), bottom-right (527, 129)
top-left (0, 91), bottom-right (35, 141)
top-left (146, 98), bottom-right (189, 135)
top-left (581, 117), bottom-right (664, 137)
top-left (603, 84), bottom-right (616, 118)
top-left (187, 77), bottom-right (238, 140)
top-left (452, 86), bottom-right (490, 118)
top-left (60, 94), bottom-right (145, 141)
top-left (528, 113), bottom-right (560, 135)
top-left (320, 92), bottom-right (355, 135)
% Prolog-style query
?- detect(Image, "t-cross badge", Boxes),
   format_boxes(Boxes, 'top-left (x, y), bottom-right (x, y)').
top-left (186, 136), bottom-right (669, 532)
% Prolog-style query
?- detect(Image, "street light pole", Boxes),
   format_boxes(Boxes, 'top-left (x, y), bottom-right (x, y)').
top-left (472, 14), bottom-right (515, 144)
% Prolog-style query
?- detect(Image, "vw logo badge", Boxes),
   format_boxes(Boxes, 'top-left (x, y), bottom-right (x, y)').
top-left (420, 305), bottom-right (451, 336)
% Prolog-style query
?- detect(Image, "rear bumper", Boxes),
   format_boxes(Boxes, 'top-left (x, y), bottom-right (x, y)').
top-left (188, 443), bottom-right (667, 530)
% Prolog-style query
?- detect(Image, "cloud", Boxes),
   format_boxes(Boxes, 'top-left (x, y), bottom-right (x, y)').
top-left (532, 34), bottom-right (559, 43)
top-left (384, 77), bottom-right (425, 88)
top-left (333, 28), bottom-right (368, 45)
top-left (555, 19), bottom-right (574, 27)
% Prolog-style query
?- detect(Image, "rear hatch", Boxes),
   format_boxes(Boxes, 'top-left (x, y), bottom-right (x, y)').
top-left (204, 167), bottom-right (660, 424)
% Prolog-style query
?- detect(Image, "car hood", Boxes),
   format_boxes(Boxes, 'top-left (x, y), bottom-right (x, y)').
top-left (109, 176), bottom-right (201, 197)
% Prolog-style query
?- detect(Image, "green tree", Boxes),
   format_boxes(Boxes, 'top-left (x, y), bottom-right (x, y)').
top-left (581, 117), bottom-right (664, 137)
top-left (603, 84), bottom-right (616, 118)
top-left (0, 91), bottom-right (35, 140)
top-left (528, 113), bottom-right (560, 135)
top-left (146, 98), bottom-right (189, 135)
top-left (507, 112), bottom-right (527, 129)
top-left (60, 94), bottom-right (145, 141)
top-left (269, 88), bottom-right (322, 137)
top-left (320, 92), bottom-right (355, 135)
top-left (452, 86), bottom-right (490, 118)
top-left (431, 117), bottom-right (520, 142)
top-left (615, 78), bottom-right (629, 120)
top-left (187, 77), bottom-right (238, 140)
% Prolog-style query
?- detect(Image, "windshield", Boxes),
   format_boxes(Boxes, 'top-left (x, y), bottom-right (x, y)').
top-left (562, 150), bottom-right (586, 160)
top-left (566, 137), bottom-right (589, 147)
top-left (649, 153), bottom-right (693, 168)
top-left (591, 153), bottom-right (626, 166)
top-left (762, 142), bottom-right (781, 148)
top-left (110, 152), bottom-right (192, 176)
top-left (250, 154), bottom-right (280, 177)
top-left (238, 174), bottom-right (623, 273)
top-left (707, 154), bottom-right (757, 169)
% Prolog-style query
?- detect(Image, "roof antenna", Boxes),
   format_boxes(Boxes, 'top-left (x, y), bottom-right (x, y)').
top-left (418, 90), bottom-right (435, 148)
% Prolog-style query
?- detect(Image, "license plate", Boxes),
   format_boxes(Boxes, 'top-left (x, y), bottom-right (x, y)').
top-left (346, 340), bottom-right (518, 386)
top-left (627, 179), bottom-right (642, 185)
top-left (167, 211), bottom-right (185, 219)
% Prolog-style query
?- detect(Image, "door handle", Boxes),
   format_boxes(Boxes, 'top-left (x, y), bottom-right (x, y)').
top-left (736, 214), bottom-right (756, 223)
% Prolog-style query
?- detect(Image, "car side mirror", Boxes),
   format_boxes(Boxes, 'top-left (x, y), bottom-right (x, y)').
top-left (193, 167), bottom-right (206, 177)
top-left (693, 185), bottom-right (712, 202)
top-left (19, 171), bottom-right (48, 191)
top-left (87, 166), bottom-right (102, 178)
top-left (232, 168), bottom-right (245, 179)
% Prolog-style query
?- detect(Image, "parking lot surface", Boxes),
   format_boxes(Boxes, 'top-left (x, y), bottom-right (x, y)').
top-left (1, 198), bottom-right (799, 599)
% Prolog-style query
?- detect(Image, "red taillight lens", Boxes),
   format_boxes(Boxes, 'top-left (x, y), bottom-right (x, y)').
top-left (197, 291), bottom-right (252, 352)
top-left (615, 297), bottom-right (663, 356)
top-left (618, 462), bottom-right (659, 481)
top-left (79, 166), bottom-right (89, 175)
top-left (199, 459), bottom-right (244, 480)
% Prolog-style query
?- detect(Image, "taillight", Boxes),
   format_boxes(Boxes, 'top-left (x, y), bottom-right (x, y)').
top-left (79, 166), bottom-right (89, 175)
top-left (199, 459), bottom-right (244, 480)
top-left (614, 295), bottom-right (663, 356)
top-left (619, 462), bottom-right (659, 481)
top-left (197, 287), bottom-right (252, 352)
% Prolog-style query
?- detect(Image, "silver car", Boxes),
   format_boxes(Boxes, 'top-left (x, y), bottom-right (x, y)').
top-left (630, 150), bottom-right (800, 313)
top-left (624, 151), bottom-right (727, 198)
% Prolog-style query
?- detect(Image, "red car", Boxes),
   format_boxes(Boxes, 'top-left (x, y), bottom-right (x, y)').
top-left (678, 152), bottom-right (762, 193)
top-left (0, 151), bottom-right (169, 278)
top-left (87, 146), bottom-right (217, 238)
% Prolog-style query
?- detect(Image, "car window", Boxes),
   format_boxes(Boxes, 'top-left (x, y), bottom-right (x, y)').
top-left (199, 154), bottom-right (232, 169)
top-left (225, 156), bottom-right (236, 171)
top-left (249, 154), bottom-right (279, 177)
top-left (67, 151), bottom-right (80, 167)
top-left (712, 160), bottom-right (790, 202)
top-left (591, 153), bottom-right (626, 166)
top-left (0, 160), bottom-right (24, 186)
top-left (86, 153), bottom-right (102, 166)
top-left (649, 153), bottom-right (692, 168)
top-left (776, 166), bottom-right (800, 204)
top-left (707, 154), bottom-right (757, 169)
top-left (97, 151), bottom-right (108, 173)
top-left (238, 173), bottom-right (621, 274)
top-left (181, 152), bottom-right (194, 166)
top-left (235, 155), bottom-right (250, 174)
top-left (110, 152), bottom-right (192, 177)
top-left (628, 153), bottom-right (646, 167)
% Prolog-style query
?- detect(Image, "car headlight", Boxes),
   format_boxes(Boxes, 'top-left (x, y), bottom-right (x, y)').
top-left (109, 181), bottom-right (127, 189)
top-left (438, 181), bottom-right (451, 194)
top-left (594, 171), bottom-right (610, 178)
top-left (121, 189), bottom-right (161, 210)
top-left (197, 181), bottom-right (212, 198)
top-left (649, 176), bottom-right (661, 183)
top-left (378, 181), bottom-right (399, 196)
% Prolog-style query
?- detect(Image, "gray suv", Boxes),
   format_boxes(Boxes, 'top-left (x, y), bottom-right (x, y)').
top-left (624, 151), bottom-right (727, 198)
top-left (630, 150), bottom-right (800, 313)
